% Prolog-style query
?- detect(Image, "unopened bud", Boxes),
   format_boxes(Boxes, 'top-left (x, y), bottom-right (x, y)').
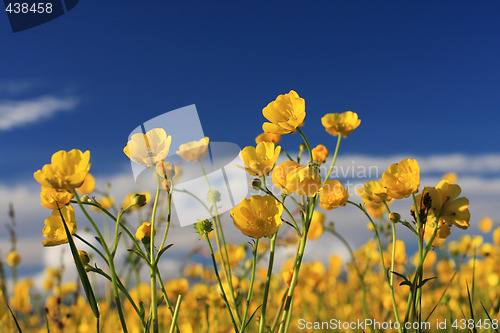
top-left (195, 219), bottom-right (213, 236)
top-left (389, 212), bottom-right (401, 224)
top-left (251, 178), bottom-right (262, 190)
top-left (207, 190), bottom-right (221, 205)
top-left (81, 195), bottom-right (91, 203)
top-left (77, 250), bottom-right (90, 265)
top-left (299, 144), bottom-right (307, 153)
top-left (130, 193), bottom-right (148, 208)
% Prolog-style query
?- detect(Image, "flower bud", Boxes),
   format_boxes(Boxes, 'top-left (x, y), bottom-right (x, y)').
top-left (6, 250), bottom-right (21, 266)
top-left (130, 193), bottom-right (148, 208)
top-left (78, 250), bottom-right (90, 265)
top-left (207, 190), bottom-right (221, 205)
top-left (299, 143), bottom-right (307, 153)
top-left (251, 178), bottom-right (262, 190)
top-left (195, 219), bottom-right (213, 236)
top-left (81, 195), bottom-right (91, 203)
top-left (389, 212), bottom-right (401, 224)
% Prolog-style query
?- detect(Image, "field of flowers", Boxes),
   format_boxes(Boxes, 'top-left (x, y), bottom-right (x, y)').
top-left (1, 90), bottom-right (499, 332)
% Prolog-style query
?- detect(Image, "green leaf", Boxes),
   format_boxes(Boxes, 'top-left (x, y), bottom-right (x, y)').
top-left (417, 276), bottom-right (436, 288)
top-left (155, 244), bottom-right (174, 263)
top-left (59, 209), bottom-right (100, 319)
top-left (7, 303), bottom-right (23, 333)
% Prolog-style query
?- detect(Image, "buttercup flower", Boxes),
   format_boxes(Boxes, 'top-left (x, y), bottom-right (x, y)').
top-left (176, 137), bottom-right (210, 162)
top-left (11, 279), bottom-right (33, 313)
top-left (272, 161), bottom-right (301, 191)
top-left (40, 185), bottom-right (73, 210)
top-left (479, 217), bottom-right (493, 233)
top-left (123, 128), bottom-right (171, 168)
top-left (135, 222), bottom-right (156, 241)
top-left (262, 90), bottom-right (305, 134)
top-left (34, 149), bottom-right (91, 191)
top-left (319, 180), bottom-right (349, 210)
top-left (231, 195), bottom-right (283, 239)
top-left (239, 142), bottom-right (281, 177)
top-left (379, 158), bottom-right (420, 199)
top-left (285, 164), bottom-right (322, 197)
top-left (312, 144), bottom-right (329, 163)
top-left (6, 250), bottom-right (21, 266)
top-left (77, 173), bottom-right (95, 194)
top-left (321, 111), bottom-right (361, 137)
top-left (424, 217), bottom-right (451, 247)
top-left (357, 180), bottom-right (390, 203)
top-left (363, 199), bottom-right (387, 219)
top-left (308, 211), bottom-right (326, 240)
top-left (255, 132), bottom-right (281, 144)
top-left (42, 204), bottom-right (77, 247)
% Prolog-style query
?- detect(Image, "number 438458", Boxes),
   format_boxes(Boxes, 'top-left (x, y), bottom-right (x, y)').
top-left (5, 2), bottom-right (53, 14)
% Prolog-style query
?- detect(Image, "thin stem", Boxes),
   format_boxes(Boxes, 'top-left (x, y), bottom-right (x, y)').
top-left (150, 175), bottom-right (161, 333)
top-left (240, 239), bottom-right (259, 332)
top-left (323, 134), bottom-right (342, 185)
top-left (258, 234), bottom-right (277, 333)
top-left (169, 295), bottom-right (183, 333)
top-left (296, 127), bottom-right (313, 161)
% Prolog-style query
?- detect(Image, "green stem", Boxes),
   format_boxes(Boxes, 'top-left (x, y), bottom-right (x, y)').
top-left (258, 234), bottom-right (277, 333)
top-left (297, 128), bottom-right (313, 161)
top-left (150, 175), bottom-right (161, 333)
top-left (168, 295), bottom-right (183, 333)
top-left (323, 134), bottom-right (342, 185)
top-left (240, 239), bottom-right (259, 332)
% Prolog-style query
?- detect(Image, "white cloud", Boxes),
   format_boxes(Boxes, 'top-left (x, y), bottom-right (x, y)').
top-left (0, 95), bottom-right (78, 131)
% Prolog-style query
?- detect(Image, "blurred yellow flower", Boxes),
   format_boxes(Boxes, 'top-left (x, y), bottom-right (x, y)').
top-left (442, 172), bottom-right (457, 184)
top-left (379, 158), bottom-right (420, 199)
top-left (384, 240), bottom-right (406, 267)
top-left (357, 180), bottom-right (390, 203)
top-left (40, 185), bottom-right (73, 210)
top-left (319, 180), bottom-right (349, 210)
top-left (262, 90), bottom-right (305, 134)
top-left (77, 173), bottom-right (95, 195)
top-left (6, 250), bottom-right (21, 266)
top-left (135, 222), bottom-right (156, 241)
top-left (285, 164), bottom-right (322, 197)
top-left (479, 217), bottom-right (493, 233)
top-left (34, 149), bottom-right (91, 191)
top-left (255, 132), bottom-right (281, 144)
top-left (176, 137), bottom-right (210, 162)
top-left (363, 199), bottom-right (388, 219)
top-left (272, 160), bottom-right (300, 191)
top-left (216, 244), bottom-right (247, 269)
top-left (231, 195), bottom-right (283, 239)
top-left (184, 264), bottom-right (203, 278)
top-left (239, 142), bottom-right (281, 177)
top-left (123, 128), bottom-right (171, 168)
top-left (493, 227), bottom-right (500, 245)
top-left (92, 196), bottom-right (114, 210)
top-left (42, 204), bottom-right (77, 247)
top-left (311, 144), bottom-right (329, 163)
top-left (11, 279), bottom-right (33, 313)
top-left (321, 111), bottom-right (361, 137)
top-left (165, 278), bottom-right (189, 300)
top-left (308, 211), bottom-right (325, 240)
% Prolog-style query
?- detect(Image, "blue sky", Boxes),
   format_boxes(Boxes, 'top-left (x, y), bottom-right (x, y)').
top-left (1, 1), bottom-right (500, 280)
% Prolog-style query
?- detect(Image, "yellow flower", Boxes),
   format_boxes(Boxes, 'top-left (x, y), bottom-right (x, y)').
top-left (216, 244), bottom-right (247, 269)
top-left (379, 159), bottom-right (420, 199)
top-left (311, 144), bottom-right (329, 163)
top-left (432, 181), bottom-right (470, 229)
top-left (262, 90), bottom-right (305, 134)
top-left (135, 222), bottom-right (156, 241)
top-left (363, 199), bottom-right (388, 219)
top-left (424, 217), bottom-right (451, 247)
top-left (384, 240), bottom-right (406, 267)
top-left (11, 279), bottom-right (33, 313)
top-left (176, 137), bottom-right (210, 162)
top-left (272, 160), bottom-right (301, 191)
top-left (479, 217), bottom-right (493, 233)
top-left (77, 173), bottom-right (95, 194)
top-left (321, 111), bottom-right (361, 137)
top-left (42, 204), bottom-right (77, 247)
top-left (493, 227), bottom-right (500, 245)
top-left (255, 132), bottom-right (281, 144)
top-left (239, 142), bottom-right (281, 177)
top-left (40, 185), bottom-right (73, 210)
top-left (123, 128), bottom-right (172, 168)
top-left (6, 250), bottom-right (21, 266)
top-left (308, 211), bottom-right (326, 240)
top-left (442, 172), bottom-right (457, 184)
top-left (231, 195), bottom-right (283, 239)
top-left (357, 180), bottom-right (390, 203)
top-left (285, 164), bottom-right (322, 197)
top-left (121, 192), bottom-right (151, 210)
top-left (34, 149), bottom-right (91, 191)
top-left (91, 196), bottom-right (114, 210)
top-left (319, 180), bottom-right (349, 210)
top-left (165, 278), bottom-right (189, 300)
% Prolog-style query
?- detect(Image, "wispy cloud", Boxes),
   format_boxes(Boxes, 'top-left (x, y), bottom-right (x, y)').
top-left (0, 95), bottom-right (78, 131)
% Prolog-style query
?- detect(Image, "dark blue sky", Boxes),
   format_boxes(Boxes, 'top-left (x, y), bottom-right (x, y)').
top-left (1, 1), bottom-right (499, 182)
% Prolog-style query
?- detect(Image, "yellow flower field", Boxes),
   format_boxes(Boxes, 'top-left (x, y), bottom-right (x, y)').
top-left (1, 90), bottom-right (499, 333)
